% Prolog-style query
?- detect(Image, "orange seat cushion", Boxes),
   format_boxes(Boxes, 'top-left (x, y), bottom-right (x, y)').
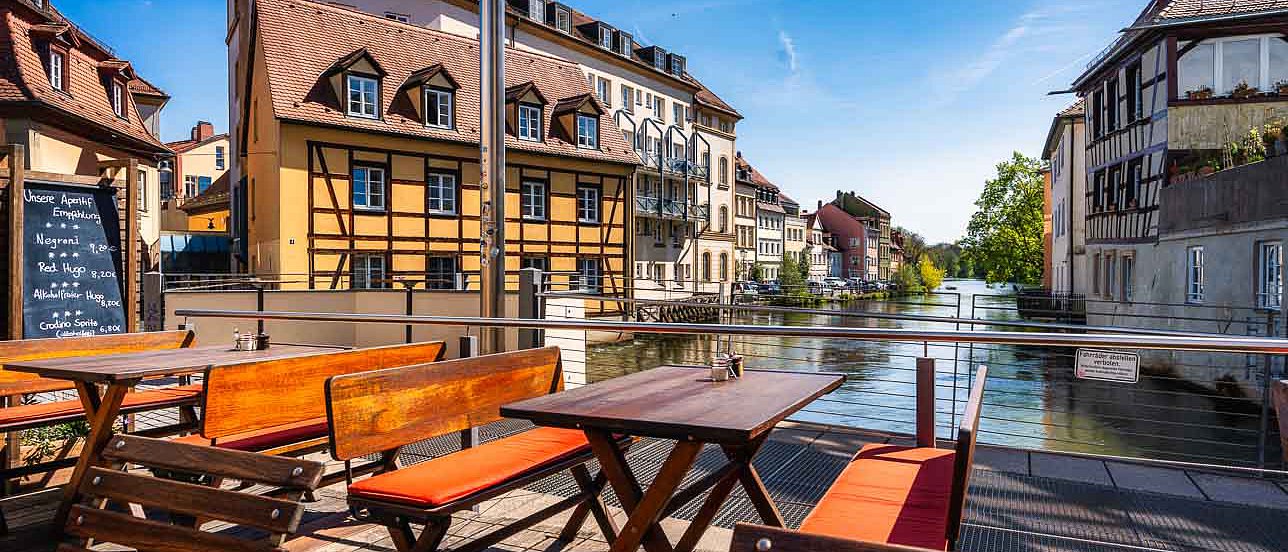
top-left (799, 443), bottom-right (956, 551)
top-left (0, 385), bottom-right (202, 428)
top-left (174, 417), bottom-right (330, 452)
top-left (348, 427), bottom-right (591, 508)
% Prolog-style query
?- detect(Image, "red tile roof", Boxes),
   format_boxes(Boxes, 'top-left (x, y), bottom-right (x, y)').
top-left (165, 133), bottom-right (229, 154)
top-left (129, 75), bottom-right (168, 98)
top-left (1150, 0), bottom-right (1288, 23)
top-left (1058, 98), bottom-right (1085, 118)
top-left (735, 154), bottom-right (779, 193)
top-left (0, 4), bottom-right (167, 154)
top-left (689, 75), bottom-right (741, 120)
top-left (255, 0), bottom-right (638, 166)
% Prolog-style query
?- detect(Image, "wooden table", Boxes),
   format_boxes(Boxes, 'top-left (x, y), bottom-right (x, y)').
top-left (501, 365), bottom-right (844, 552)
top-left (3, 343), bottom-right (341, 529)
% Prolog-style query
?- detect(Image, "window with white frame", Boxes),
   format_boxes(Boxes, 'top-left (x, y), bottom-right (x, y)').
top-left (577, 185), bottom-right (599, 223)
top-left (49, 49), bottom-right (64, 91)
top-left (527, 0), bottom-right (544, 20)
top-left (215, 146), bottom-right (225, 170)
top-left (347, 74), bottom-right (379, 119)
top-left (653, 97), bottom-right (664, 120)
top-left (576, 114), bottom-right (598, 149)
top-left (1186, 246), bottom-right (1205, 304)
top-left (383, 11), bottom-right (409, 22)
top-left (521, 180), bottom-right (546, 220)
top-left (1258, 241), bottom-right (1282, 309)
top-left (137, 169), bottom-right (148, 212)
top-left (425, 88), bottom-right (452, 128)
top-left (111, 80), bottom-right (126, 118)
top-left (1178, 35), bottom-right (1288, 97)
top-left (352, 165), bottom-right (385, 210)
top-left (351, 254), bottom-right (387, 289)
top-left (518, 104), bottom-right (542, 141)
top-left (621, 85), bottom-right (634, 114)
top-left (576, 258), bottom-right (601, 292)
top-left (426, 172), bottom-right (456, 214)
top-left (184, 175), bottom-right (198, 198)
top-left (426, 256), bottom-right (457, 290)
top-left (596, 76), bottom-right (611, 106)
top-left (599, 28), bottom-right (613, 50)
top-left (673, 103), bottom-right (685, 129)
top-left (554, 6), bottom-right (571, 33)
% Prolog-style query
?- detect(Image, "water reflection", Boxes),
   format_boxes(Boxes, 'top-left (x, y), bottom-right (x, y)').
top-left (586, 280), bottom-right (1276, 467)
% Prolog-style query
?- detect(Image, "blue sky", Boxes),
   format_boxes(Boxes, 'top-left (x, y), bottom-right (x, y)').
top-left (54, 0), bottom-right (1144, 243)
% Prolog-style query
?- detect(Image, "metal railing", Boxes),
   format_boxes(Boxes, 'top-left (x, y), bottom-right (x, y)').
top-left (171, 279), bottom-right (1288, 471)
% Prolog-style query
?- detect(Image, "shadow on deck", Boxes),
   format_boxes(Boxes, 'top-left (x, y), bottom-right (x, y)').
top-left (5, 420), bottom-right (1288, 551)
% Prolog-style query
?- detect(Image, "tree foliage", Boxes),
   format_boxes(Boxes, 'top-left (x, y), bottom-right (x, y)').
top-left (961, 152), bottom-right (1046, 285)
top-left (893, 263), bottom-right (921, 291)
top-left (918, 253), bottom-right (945, 291)
top-left (779, 253), bottom-right (807, 290)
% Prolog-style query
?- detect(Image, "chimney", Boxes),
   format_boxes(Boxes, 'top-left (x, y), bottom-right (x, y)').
top-left (817, 200), bottom-right (823, 210)
top-left (191, 121), bottom-right (214, 142)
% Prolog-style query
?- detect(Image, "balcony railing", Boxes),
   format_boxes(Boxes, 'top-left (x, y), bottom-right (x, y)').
top-left (634, 150), bottom-right (709, 180)
top-left (635, 197), bottom-right (709, 221)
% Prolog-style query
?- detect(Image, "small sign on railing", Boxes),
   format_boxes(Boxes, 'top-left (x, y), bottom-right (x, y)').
top-left (1075, 349), bottom-right (1140, 383)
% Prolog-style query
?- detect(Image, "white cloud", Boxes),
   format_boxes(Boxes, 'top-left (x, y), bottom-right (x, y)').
top-left (777, 30), bottom-right (798, 74)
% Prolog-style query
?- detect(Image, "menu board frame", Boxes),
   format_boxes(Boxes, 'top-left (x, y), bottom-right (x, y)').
top-left (5, 151), bottom-right (140, 340)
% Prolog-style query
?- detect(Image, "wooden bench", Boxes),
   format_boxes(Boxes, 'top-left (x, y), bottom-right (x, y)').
top-left (326, 346), bottom-right (622, 552)
top-left (0, 331), bottom-right (203, 483)
top-left (733, 367), bottom-right (988, 552)
top-left (177, 341), bottom-right (446, 464)
top-left (57, 434), bottom-right (324, 551)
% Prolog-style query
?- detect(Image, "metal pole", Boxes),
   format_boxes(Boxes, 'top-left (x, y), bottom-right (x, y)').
top-left (479, 0), bottom-right (507, 354)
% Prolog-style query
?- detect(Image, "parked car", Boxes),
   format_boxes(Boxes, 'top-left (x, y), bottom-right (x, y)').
top-left (807, 280), bottom-right (824, 294)
top-left (823, 277), bottom-right (847, 292)
top-left (732, 281), bottom-right (759, 296)
top-left (760, 281), bottom-right (782, 295)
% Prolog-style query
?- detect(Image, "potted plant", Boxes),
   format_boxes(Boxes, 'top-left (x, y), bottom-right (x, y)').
top-left (1231, 81), bottom-right (1259, 99)
top-left (1186, 86), bottom-right (1214, 100)
top-left (1263, 124), bottom-right (1283, 157)
top-left (1277, 80), bottom-right (1288, 96)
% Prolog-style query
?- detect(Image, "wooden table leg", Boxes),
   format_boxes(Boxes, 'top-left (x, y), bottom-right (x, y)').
top-left (674, 458), bottom-right (743, 552)
top-left (722, 435), bottom-right (785, 528)
top-left (585, 429), bottom-right (687, 552)
top-left (52, 381), bottom-right (131, 530)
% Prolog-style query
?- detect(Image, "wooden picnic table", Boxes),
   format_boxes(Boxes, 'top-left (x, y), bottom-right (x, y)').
top-left (2, 342), bottom-right (342, 530)
top-left (501, 365), bottom-right (844, 552)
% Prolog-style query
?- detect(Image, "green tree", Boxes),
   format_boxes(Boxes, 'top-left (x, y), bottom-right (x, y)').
top-left (894, 263), bottom-right (921, 292)
top-left (961, 152), bottom-right (1046, 285)
top-left (780, 253), bottom-right (806, 291)
top-left (918, 253), bottom-right (945, 291)
top-left (749, 262), bottom-right (764, 282)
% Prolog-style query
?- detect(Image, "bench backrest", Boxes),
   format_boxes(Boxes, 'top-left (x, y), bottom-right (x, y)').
top-left (326, 346), bottom-right (562, 461)
top-left (0, 330), bottom-right (195, 397)
top-left (200, 340), bottom-right (446, 440)
top-left (732, 522), bottom-right (938, 552)
top-left (946, 365), bottom-right (987, 550)
top-left (61, 434), bottom-right (323, 552)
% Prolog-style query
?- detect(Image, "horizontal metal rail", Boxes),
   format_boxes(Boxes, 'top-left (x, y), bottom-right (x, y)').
top-left (544, 293), bottom-right (1240, 337)
top-left (173, 309), bottom-right (1288, 354)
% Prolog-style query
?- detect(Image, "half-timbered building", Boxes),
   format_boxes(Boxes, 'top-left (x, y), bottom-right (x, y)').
top-left (235, 0), bottom-right (638, 293)
top-left (1071, 0), bottom-right (1288, 305)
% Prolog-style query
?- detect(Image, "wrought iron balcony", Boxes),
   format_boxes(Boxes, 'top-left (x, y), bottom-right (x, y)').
top-left (634, 197), bottom-right (708, 221)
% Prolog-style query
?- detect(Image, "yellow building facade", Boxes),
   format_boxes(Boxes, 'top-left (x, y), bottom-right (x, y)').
top-left (236, 0), bottom-right (638, 295)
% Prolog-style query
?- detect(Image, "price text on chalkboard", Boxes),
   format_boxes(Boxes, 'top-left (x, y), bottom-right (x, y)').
top-left (21, 182), bottom-right (127, 338)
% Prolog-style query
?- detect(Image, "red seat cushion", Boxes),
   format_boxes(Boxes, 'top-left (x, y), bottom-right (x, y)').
top-left (174, 417), bottom-right (330, 452)
top-left (348, 427), bottom-right (591, 508)
top-left (0, 384), bottom-right (202, 428)
top-left (799, 444), bottom-right (956, 551)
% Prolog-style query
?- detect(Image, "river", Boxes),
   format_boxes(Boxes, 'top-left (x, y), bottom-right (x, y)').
top-left (586, 279), bottom-right (1274, 467)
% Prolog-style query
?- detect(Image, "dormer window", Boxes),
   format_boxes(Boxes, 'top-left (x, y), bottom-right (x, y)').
top-left (599, 28), bottom-right (614, 50)
top-left (518, 104), bottom-right (542, 141)
top-left (553, 5), bottom-right (571, 33)
top-left (111, 80), bottom-right (126, 118)
top-left (425, 87), bottom-right (453, 128)
top-left (347, 74), bottom-right (379, 119)
top-left (48, 49), bottom-right (65, 91)
top-left (615, 31), bottom-right (633, 57)
top-left (668, 54), bottom-right (686, 76)
top-left (528, 0), bottom-right (544, 21)
top-left (576, 114), bottom-right (598, 149)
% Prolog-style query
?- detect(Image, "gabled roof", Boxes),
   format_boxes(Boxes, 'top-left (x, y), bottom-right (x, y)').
top-left (689, 75), bottom-right (741, 120)
top-left (401, 63), bottom-right (458, 91)
top-left (506, 81), bottom-right (547, 105)
top-left (1073, 0), bottom-right (1288, 89)
top-left (0, 3), bottom-right (167, 154)
top-left (179, 173), bottom-right (230, 215)
top-left (551, 92), bottom-right (605, 116)
top-left (254, 0), bottom-right (638, 166)
top-left (324, 47), bottom-right (387, 78)
top-left (734, 154), bottom-right (779, 192)
top-left (129, 76), bottom-right (169, 99)
top-left (165, 133), bottom-right (229, 155)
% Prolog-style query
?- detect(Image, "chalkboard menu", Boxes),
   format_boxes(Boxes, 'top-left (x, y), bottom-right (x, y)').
top-left (21, 181), bottom-right (127, 338)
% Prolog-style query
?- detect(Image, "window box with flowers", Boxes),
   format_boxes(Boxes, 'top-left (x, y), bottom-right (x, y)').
top-left (1276, 80), bottom-right (1288, 96)
top-left (1186, 86), bottom-right (1215, 100)
top-left (1231, 81), bottom-right (1260, 99)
